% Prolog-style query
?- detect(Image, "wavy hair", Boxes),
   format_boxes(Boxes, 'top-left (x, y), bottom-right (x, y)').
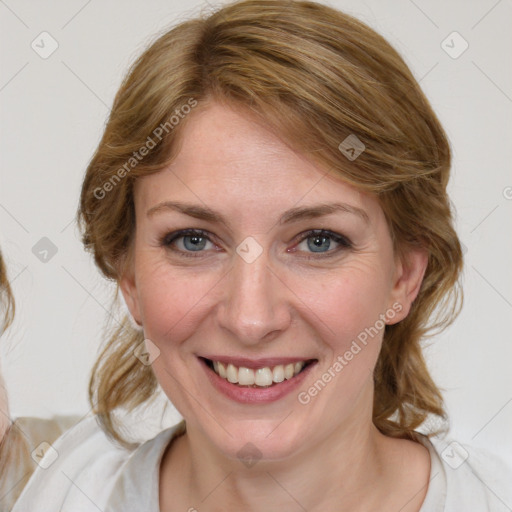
top-left (0, 250), bottom-right (24, 509)
top-left (0, 251), bottom-right (14, 333)
top-left (79, 0), bottom-right (463, 447)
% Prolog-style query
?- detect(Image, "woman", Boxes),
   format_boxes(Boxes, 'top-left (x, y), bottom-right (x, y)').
top-left (12, 0), bottom-right (512, 510)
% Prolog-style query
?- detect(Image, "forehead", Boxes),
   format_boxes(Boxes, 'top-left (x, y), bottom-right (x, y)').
top-left (135, 102), bottom-right (381, 222)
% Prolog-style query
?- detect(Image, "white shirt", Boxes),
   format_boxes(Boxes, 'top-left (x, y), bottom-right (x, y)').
top-left (11, 416), bottom-right (512, 511)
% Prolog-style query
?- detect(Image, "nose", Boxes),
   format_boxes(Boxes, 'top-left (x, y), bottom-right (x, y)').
top-left (216, 250), bottom-right (292, 346)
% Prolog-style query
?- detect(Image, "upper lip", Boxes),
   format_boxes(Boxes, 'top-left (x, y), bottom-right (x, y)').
top-left (200, 355), bottom-right (316, 370)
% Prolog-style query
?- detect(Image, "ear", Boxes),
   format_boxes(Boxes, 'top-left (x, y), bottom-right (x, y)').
top-left (119, 268), bottom-right (143, 328)
top-left (386, 248), bottom-right (428, 325)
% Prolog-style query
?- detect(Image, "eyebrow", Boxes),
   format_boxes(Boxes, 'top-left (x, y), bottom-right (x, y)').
top-left (279, 203), bottom-right (369, 225)
top-left (146, 200), bottom-right (370, 226)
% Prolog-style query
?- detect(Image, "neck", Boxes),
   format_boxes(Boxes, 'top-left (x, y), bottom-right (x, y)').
top-left (159, 384), bottom-right (421, 512)
top-left (185, 421), bottom-right (385, 510)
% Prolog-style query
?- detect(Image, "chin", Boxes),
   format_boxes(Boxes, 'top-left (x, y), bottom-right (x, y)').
top-left (202, 417), bottom-right (310, 465)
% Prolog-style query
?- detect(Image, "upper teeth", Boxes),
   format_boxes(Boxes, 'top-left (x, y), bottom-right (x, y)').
top-left (212, 360), bottom-right (306, 387)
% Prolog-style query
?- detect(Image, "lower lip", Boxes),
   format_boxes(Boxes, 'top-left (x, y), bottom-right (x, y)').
top-left (200, 358), bottom-right (317, 404)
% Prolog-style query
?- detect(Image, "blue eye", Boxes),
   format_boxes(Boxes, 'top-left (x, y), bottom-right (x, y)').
top-left (295, 230), bottom-right (351, 255)
top-left (162, 230), bottom-right (214, 254)
top-left (162, 228), bottom-right (351, 259)
top-left (306, 234), bottom-right (332, 252)
top-left (181, 234), bottom-right (208, 251)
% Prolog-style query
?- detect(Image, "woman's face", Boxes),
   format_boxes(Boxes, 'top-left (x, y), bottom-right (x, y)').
top-left (121, 101), bottom-right (426, 462)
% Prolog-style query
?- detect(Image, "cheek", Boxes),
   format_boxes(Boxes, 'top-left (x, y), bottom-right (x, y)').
top-left (290, 262), bottom-right (391, 428)
top-left (291, 259), bottom-right (392, 349)
top-left (135, 258), bottom-right (220, 346)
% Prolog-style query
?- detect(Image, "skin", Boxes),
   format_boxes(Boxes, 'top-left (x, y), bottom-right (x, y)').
top-left (121, 101), bottom-right (431, 511)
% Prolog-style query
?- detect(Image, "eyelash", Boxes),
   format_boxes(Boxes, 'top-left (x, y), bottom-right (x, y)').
top-left (291, 229), bottom-right (352, 258)
top-left (160, 229), bottom-right (352, 259)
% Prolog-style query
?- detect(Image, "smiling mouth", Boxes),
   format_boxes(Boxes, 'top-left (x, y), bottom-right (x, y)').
top-left (201, 357), bottom-right (317, 388)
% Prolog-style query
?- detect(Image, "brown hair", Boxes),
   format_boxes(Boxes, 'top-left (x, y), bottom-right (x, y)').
top-left (0, 251), bottom-right (14, 332)
top-left (79, 0), bottom-right (463, 447)
top-left (0, 250), bottom-right (23, 507)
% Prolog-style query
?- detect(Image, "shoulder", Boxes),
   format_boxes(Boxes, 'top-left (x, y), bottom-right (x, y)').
top-left (0, 414), bottom-right (82, 509)
top-left (12, 415), bottom-right (185, 512)
top-left (12, 416), bottom-right (132, 512)
top-left (421, 433), bottom-right (512, 511)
